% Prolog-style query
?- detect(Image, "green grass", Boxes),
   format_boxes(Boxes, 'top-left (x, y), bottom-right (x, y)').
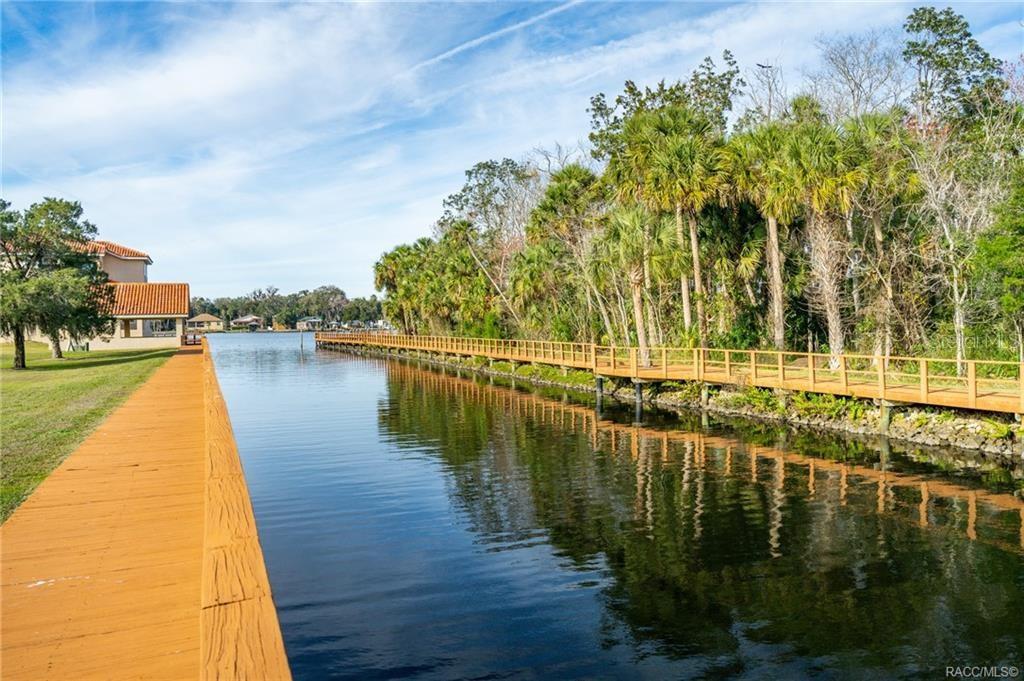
top-left (1, 341), bottom-right (176, 522)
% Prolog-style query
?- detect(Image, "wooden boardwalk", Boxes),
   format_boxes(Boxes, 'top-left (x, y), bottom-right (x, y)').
top-left (0, 346), bottom-right (290, 680)
top-left (318, 333), bottom-right (1024, 415)
top-left (388, 360), bottom-right (1024, 552)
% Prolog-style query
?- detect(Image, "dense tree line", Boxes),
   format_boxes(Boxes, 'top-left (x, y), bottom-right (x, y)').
top-left (191, 286), bottom-right (382, 327)
top-left (375, 7), bottom-right (1024, 369)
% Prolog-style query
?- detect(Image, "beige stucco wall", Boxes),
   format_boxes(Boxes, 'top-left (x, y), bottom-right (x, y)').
top-left (92, 317), bottom-right (184, 349)
top-left (87, 333), bottom-right (182, 350)
top-left (100, 255), bottom-right (148, 282)
top-left (21, 330), bottom-right (180, 351)
top-left (24, 317), bottom-right (185, 351)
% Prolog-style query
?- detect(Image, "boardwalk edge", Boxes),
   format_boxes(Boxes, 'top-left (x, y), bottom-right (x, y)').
top-left (201, 340), bottom-right (292, 680)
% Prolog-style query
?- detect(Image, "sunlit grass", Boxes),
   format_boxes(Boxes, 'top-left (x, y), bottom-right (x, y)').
top-left (0, 341), bottom-right (175, 521)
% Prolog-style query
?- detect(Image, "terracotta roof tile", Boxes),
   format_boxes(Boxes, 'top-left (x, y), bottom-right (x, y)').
top-left (111, 282), bottom-right (189, 317)
top-left (78, 240), bottom-right (152, 261)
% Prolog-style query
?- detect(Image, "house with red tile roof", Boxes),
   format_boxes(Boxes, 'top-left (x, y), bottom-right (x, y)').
top-left (75, 240), bottom-right (154, 283)
top-left (31, 239), bottom-right (191, 350)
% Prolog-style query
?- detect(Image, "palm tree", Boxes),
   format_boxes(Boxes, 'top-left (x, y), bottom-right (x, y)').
top-left (844, 111), bottom-right (919, 360)
top-left (604, 205), bottom-right (654, 365)
top-left (646, 106), bottom-right (727, 349)
top-left (728, 122), bottom-right (801, 350)
top-left (785, 117), bottom-right (862, 365)
top-left (605, 117), bottom-right (664, 347)
top-left (529, 164), bottom-right (617, 343)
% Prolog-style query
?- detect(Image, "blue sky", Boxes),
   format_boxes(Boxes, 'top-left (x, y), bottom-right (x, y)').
top-left (3, 2), bottom-right (1020, 298)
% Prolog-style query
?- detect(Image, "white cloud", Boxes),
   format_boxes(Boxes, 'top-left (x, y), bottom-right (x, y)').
top-left (3, 1), bottom-right (1017, 298)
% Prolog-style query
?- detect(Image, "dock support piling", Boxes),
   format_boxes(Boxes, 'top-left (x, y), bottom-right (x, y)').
top-left (634, 382), bottom-right (643, 423)
top-left (879, 402), bottom-right (891, 434)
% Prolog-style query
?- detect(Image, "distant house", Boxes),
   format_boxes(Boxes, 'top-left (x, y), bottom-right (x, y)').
top-left (187, 313), bottom-right (224, 333)
top-left (230, 315), bottom-right (263, 331)
top-left (296, 316), bottom-right (323, 331)
top-left (26, 240), bottom-right (190, 350)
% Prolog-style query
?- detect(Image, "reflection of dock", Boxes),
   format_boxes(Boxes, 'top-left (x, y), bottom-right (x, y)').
top-left (384, 359), bottom-right (1024, 553)
top-left (318, 332), bottom-right (1024, 415)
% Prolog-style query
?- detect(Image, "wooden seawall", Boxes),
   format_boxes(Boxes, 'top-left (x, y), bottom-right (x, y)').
top-left (317, 332), bottom-right (1024, 416)
top-left (201, 340), bottom-right (292, 679)
top-left (0, 343), bottom-right (290, 680)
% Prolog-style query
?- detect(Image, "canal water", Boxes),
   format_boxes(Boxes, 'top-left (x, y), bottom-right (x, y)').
top-left (210, 334), bottom-right (1024, 680)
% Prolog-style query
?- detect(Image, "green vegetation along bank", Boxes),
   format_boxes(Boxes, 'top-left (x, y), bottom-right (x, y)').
top-left (334, 345), bottom-right (1024, 473)
top-left (375, 7), bottom-right (1024, 377)
top-left (0, 342), bottom-right (175, 521)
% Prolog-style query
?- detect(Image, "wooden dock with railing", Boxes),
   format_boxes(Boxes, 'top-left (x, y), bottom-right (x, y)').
top-left (386, 360), bottom-right (1024, 552)
top-left (316, 332), bottom-right (1024, 415)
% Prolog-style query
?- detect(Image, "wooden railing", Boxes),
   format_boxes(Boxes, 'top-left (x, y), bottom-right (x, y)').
top-left (387, 361), bottom-right (1024, 552)
top-left (315, 332), bottom-right (1024, 415)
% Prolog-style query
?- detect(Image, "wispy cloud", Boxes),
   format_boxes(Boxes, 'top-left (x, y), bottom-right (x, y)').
top-left (2, 1), bottom-right (1019, 297)
top-left (407, 0), bottom-right (585, 73)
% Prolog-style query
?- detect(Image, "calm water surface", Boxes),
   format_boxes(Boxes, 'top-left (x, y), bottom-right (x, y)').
top-left (210, 334), bottom-right (1024, 680)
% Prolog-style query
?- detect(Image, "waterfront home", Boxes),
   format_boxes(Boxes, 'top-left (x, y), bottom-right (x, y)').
top-left (27, 240), bottom-right (190, 350)
top-left (187, 313), bottom-right (224, 332)
top-left (296, 316), bottom-right (323, 331)
top-left (104, 282), bottom-right (190, 349)
top-left (231, 314), bottom-right (263, 331)
top-left (90, 241), bottom-right (190, 349)
top-left (77, 240), bottom-right (153, 282)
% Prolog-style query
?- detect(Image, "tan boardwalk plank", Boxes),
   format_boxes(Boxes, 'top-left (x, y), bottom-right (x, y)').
top-left (1, 346), bottom-right (291, 680)
top-left (0, 350), bottom-right (206, 680)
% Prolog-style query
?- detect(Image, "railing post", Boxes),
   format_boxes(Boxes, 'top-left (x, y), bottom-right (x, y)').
top-left (662, 348), bottom-right (668, 379)
top-left (697, 348), bottom-right (704, 381)
top-left (724, 351), bottom-right (731, 380)
top-left (591, 344), bottom-right (597, 372)
top-left (630, 348), bottom-right (638, 376)
top-left (839, 355), bottom-right (848, 392)
top-left (807, 352), bottom-right (814, 390)
top-left (776, 352), bottom-right (784, 388)
top-left (749, 350), bottom-right (756, 381)
top-left (1019, 362), bottom-right (1023, 414)
top-left (919, 359), bottom-right (928, 402)
top-left (877, 356), bottom-right (885, 400)
top-left (967, 360), bottom-right (977, 408)
top-left (692, 348), bottom-right (698, 379)
top-left (611, 348), bottom-right (616, 371)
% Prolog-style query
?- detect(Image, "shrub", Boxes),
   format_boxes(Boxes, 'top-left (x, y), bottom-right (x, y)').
top-left (980, 417), bottom-right (1013, 440)
top-left (713, 386), bottom-right (783, 414)
top-left (790, 392), bottom-right (866, 421)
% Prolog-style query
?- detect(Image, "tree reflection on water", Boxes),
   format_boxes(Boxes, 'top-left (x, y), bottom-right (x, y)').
top-left (378, 360), bottom-right (1024, 676)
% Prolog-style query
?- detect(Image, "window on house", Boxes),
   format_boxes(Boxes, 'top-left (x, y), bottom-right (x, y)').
top-left (145, 319), bottom-right (177, 336)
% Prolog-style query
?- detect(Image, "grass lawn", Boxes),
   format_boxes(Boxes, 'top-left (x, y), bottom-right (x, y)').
top-left (1, 341), bottom-right (177, 522)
